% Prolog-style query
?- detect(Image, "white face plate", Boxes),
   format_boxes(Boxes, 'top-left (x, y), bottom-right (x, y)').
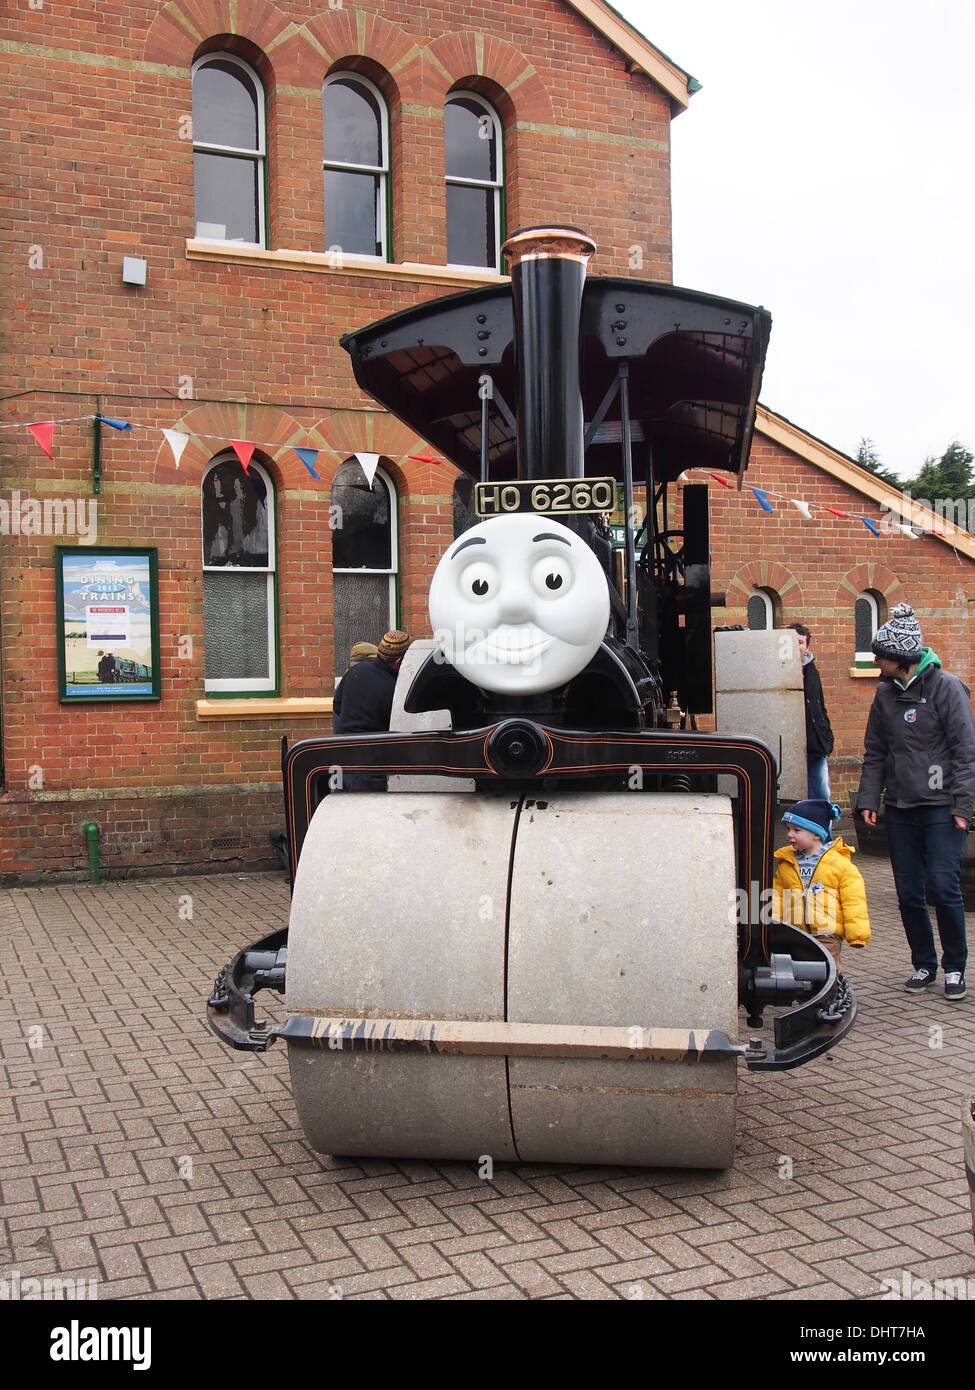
top-left (428, 514), bottom-right (610, 694)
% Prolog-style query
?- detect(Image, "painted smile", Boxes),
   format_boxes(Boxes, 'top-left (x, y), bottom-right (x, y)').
top-left (467, 624), bottom-right (554, 665)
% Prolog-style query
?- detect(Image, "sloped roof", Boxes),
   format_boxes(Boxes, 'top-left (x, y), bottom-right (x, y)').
top-left (756, 406), bottom-right (975, 562)
top-left (562, 0), bottom-right (698, 112)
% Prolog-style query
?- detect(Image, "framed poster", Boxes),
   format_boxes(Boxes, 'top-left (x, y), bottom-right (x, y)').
top-left (56, 547), bottom-right (161, 702)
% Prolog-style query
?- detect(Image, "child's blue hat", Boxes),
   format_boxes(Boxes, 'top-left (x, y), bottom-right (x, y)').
top-left (782, 799), bottom-right (842, 840)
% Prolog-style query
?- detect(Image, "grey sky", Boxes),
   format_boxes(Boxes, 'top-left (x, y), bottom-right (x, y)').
top-left (614, 0), bottom-right (973, 480)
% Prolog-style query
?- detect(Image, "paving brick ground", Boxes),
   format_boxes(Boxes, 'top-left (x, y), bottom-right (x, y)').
top-left (1, 826), bottom-right (973, 1302)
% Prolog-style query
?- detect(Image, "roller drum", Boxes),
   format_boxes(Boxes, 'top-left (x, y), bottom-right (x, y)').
top-left (286, 791), bottom-right (738, 1167)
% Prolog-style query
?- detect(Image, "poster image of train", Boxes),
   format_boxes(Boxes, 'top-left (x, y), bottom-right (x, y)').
top-left (57, 550), bottom-right (159, 700)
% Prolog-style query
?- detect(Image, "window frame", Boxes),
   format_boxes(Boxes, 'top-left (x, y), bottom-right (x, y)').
top-left (330, 460), bottom-right (399, 675)
top-left (201, 454), bottom-right (279, 695)
top-left (854, 590), bottom-right (882, 666)
top-left (444, 91), bottom-right (504, 273)
top-left (747, 589), bottom-right (774, 631)
top-left (322, 72), bottom-right (391, 262)
top-left (191, 52), bottom-right (268, 249)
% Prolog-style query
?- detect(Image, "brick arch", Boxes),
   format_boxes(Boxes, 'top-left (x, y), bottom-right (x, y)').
top-left (300, 9), bottom-right (420, 98)
top-left (421, 31), bottom-right (553, 123)
top-left (311, 411), bottom-right (423, 495)
top-left (143, 0), bottom-right (301, 78)
top-left (726, 561), bottom-right (801, 609)
top-left (834, 562), bottom-right (903, 609)
top-left (152, 404), bottom-right (322, 489)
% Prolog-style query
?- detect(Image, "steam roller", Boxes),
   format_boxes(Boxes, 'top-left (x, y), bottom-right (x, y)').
top-left (207, 226), bottom-right (856, 1169)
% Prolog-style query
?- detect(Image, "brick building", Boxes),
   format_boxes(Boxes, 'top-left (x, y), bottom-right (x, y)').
top-left (1, 0), bottom-right (972, 881)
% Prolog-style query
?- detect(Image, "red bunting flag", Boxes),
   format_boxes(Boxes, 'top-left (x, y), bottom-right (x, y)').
top-left (230, 440), bottom-right (255, 473)
top-left (708, 472), bottom-right (735, 489)
top-left (28, 421), bottom-right (56, 457)
top-left (824, 506), bottom-right (850, 518)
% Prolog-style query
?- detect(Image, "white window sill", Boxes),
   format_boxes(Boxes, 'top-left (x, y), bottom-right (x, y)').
top-left (196, 697), bottom-right (333, 721)
top-left (849, 667), bottom-right (880, 678)
top-left (186, 239), bottom-right (508, 286)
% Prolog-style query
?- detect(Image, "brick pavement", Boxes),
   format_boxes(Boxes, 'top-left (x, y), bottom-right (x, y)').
top-left (1, 831), bottom-right (973, 1301)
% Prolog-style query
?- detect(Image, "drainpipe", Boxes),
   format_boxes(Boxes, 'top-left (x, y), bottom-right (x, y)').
top-left (82, 821), bottom-right (102, 884)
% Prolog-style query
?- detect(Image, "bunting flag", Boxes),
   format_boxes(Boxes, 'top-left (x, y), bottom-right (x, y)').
top-left (28, 421), bottom-right (56, 457)
top-left (162, 428), bottom-right (190, 468)
top-left (230, 440), bottom-right (255, 474)
top-left (294, 447), bottom-right (320, 479)
top-left (0, 408), bottom-right (957, 547)
top-left (355, 451), bottom-right (380, 488)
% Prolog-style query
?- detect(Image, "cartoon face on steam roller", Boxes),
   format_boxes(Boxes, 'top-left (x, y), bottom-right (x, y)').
top-left (428, 513), bottom-right (610, 694)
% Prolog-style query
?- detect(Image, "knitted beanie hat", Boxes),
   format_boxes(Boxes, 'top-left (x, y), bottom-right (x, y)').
top-left (378, 629), bottom-right (412, 661)
top-left (349, 641), bottom-right (379, 664)
top-left (871, 603), bottom-right (923, 663)
top-left (783, 799), bottom-right (842, 841)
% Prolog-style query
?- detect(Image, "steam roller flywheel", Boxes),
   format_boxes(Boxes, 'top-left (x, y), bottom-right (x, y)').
top-left (286, 791), bottom-right (739, 1168)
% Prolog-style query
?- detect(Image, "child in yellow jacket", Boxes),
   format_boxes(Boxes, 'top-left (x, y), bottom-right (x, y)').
top-left (772, 799), bottom-right (870, 961)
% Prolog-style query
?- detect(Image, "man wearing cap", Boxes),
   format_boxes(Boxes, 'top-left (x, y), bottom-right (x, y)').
top-left (331, 640), bottom-right (379, 732)
top-left (332, 630), bottom-right (412, 789)
top-left (857, 603), bottom-right (975, 999)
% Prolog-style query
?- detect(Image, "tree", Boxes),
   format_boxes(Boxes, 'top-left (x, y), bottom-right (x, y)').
top-left (902, 441), bottom-right (974, 534)
top-left (855, 437), bottom-right (901, 487)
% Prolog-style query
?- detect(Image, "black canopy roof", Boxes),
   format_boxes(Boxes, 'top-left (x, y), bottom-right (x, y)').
top-left (341, 277), bottom-right (771, 485)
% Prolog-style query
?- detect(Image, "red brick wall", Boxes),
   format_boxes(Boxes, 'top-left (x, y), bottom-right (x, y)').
top-left (701, 433), bottom-right (975, 806)
top-left (0, 0), bottom-right (674, 880)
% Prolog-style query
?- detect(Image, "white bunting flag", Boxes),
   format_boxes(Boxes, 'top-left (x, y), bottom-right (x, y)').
top-left (896, 524), bottom-right (919, 540)
top-left (355, 451), bottom-right (380, 489)
top-left (790, 500), bottom-right (812, 519)
top-left (162, 428), bottom-right (190, 468)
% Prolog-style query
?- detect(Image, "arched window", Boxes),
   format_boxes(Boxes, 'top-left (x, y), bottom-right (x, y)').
top-left (201, 455), bottom-right (277, 692)
top-left (330, 460), bottom-right (398, 673)
top-left (323, 74), bottom-right (389, 259)
top-left (855, 590), bottom-right (885, 666)
top-left (445, 92), bottom-right (503, 270)
top-left (747, 589), bottom-right (774, 630)
top-left (192, 54), bottom-right (266, 246)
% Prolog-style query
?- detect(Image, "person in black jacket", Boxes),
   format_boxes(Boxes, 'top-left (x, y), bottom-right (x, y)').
top-left (331, 640), bottom-right (379, 732)
top-left (856, 603), bottom-right (975, 1000)
top-left (788, 622), bottom-right (834, 799)
top-left (332, 629), bottom-right (412, 790)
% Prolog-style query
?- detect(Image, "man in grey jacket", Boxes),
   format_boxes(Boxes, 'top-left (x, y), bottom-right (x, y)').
top-left (857, 603), bottom-right (975, 999)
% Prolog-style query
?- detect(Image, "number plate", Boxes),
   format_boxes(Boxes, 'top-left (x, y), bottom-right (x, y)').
top-left (474, 477), bottom-right (617, 517)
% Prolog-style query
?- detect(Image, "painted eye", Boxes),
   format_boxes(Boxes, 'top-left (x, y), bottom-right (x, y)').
top-left (530, 554), bottom-right (573, 598)
top-left (459, 561), bottom-right (500, 601)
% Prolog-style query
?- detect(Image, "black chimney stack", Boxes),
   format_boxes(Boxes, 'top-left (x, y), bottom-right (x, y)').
top-left (502, 226), bottom-right (596, 481)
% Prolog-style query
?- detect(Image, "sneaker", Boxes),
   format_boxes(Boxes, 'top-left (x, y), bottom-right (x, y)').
top-left (904, 968), bottom-right (937, 993)
top-left (944, 972), bottom-right (967, 1000)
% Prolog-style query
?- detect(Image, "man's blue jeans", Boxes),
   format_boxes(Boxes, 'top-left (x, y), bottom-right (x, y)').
top-left (883, 804), bottom-right (968, 975)
top-left (807, 756), bottom-right (831, 801)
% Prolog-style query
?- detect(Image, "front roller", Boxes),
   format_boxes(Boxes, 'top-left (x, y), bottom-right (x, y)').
top-left (285, 790), bottom-right (740, 1169)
